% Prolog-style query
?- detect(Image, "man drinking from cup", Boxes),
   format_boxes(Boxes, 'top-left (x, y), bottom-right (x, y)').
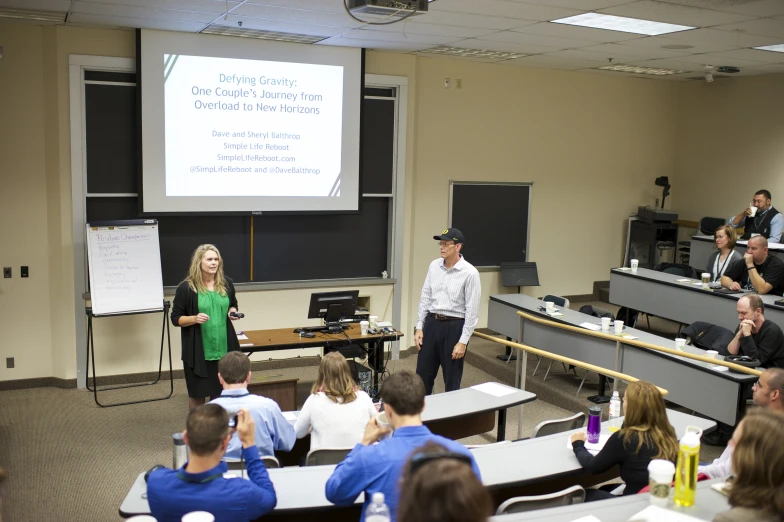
top-left (728, 189), bottom-right (783, 243)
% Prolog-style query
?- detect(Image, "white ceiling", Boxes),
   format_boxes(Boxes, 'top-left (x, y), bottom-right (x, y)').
top-left (4, 0), bottom-right (784, 80)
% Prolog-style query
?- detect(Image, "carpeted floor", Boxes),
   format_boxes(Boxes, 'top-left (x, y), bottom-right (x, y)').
top-left (0, 300), bottom-right (722, 522)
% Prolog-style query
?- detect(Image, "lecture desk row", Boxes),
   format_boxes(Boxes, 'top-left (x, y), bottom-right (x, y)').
top-left (488, 292), bottom-right (756, 427)
top-left (120, 403), bottom-right (714, 522)
top-left (689, 234), bottom-right (784, 272)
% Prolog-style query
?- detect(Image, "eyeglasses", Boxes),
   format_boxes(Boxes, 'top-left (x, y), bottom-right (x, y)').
top-left (753, 379), bottom-right (763, 390)
top-left (408, 451), bottom-right (472, 475)
top-left (438, 241), bottom-right (456, 248)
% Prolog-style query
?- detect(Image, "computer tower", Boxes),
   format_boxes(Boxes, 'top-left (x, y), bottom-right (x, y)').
top-left (346, 360), bottom-right (373, 395)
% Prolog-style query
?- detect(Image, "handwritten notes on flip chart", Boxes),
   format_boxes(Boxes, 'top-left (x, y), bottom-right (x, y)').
top-left (86, 222), bottom-right (164, 315)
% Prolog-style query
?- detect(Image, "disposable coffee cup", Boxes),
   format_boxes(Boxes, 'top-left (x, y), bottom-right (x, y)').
top-left (369, 315), bottom-right (378, 328)
top-left (701, 273), bottom-right (711, 289)
top-left (648, 459), bottom-right (675, 507)
top-left (545, 301), bottom-right (555, 313)
top-left (675, 338), bottom-right (686, 351)
top-left (631, 259), bottom-right (639, 272)
top-left (601, 317), bottom-right (611, 331)
top-left (360, 320), bottom-right (370, 335)
top-left (614, 320), bottom-right (624, 335)
top-left (749, 205), bottom-right (758, 217)
top-left (705, 350), bottom-right (718, 359)
top-left (376, 412), bottom-right (392, 438)
top-left (182, 513), bottom-right (216, 522)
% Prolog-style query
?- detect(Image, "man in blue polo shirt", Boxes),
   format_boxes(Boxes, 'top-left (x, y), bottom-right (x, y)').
top-left (147, 405), bottom-right (276, 522)
top-left (325, 371), bottom-right (480, 522)
top-left (210, 351), bottom-right (296, 459)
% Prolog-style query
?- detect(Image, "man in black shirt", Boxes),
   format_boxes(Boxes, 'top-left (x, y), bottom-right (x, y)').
top-left (721, 236), bottom-right (784, 296)
top-left (727, 294), bottom-right (784, 369)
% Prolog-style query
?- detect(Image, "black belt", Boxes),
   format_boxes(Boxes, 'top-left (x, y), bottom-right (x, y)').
top-left (429, 313), bottom-right (464, 321)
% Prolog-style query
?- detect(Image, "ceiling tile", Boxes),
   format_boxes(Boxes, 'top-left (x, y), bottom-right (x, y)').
top-left (67, 0), bottom-right (238, 11)
top-left (512, 21), bottom-right (646, 42)
top-left (413, 10), bottom-right (535, 30)
top-left (361, 21), bottom-right (500, 39)
top-left (0, 0), bottom-right (71, 10)
top-left (344, 27), bottom-right (462, 45)
top-left (671, 51), bottom-right (769, 67)
top-left (499, 54), bottom-right (596, 69)
top-left (430, 0), bottom-right (582, 21)
top-left (213, 15), bottom-right (348, 37)
top-left (711, 17), bottom-right (784, 39)
top-left (662, 27), bottom-right (782, 48)
top-left (632, 56), bottom-right (715, 71)
top-left (67, 11), bottom-right (205, 31)
top-left (71, 1), bottom-right (218, 23)
top-left (536, 48), bottom-right (620, 63)
top-left (582, 41), bottom-right (695, 58)
top-left (478, 29), bottom-right (601, 49)
top-left (616, 34), bottom-right (749, 53)
top-left (317, 36), bottom-right (424, 52)
top-left (231, 4), bottom-right (361, 28)
top-left (729, 47), bottom-right (784, 63)
top-left (244, 0), bottom-right (344, 13)
top-left (657, 0), bottom-right (784, 18)
top-left (506, 0), bottom-right (636, 9)
top-left (746, 62), bottom-right (784, 73)
top-left (598, 1), bottom-right (755, 27)
top-left (455, 38), bottom-right (562, 54)
top-left (412, 52), bottom-right (509, 63)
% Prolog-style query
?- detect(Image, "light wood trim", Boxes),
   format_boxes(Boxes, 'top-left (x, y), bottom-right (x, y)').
top-left (472, 331), bottom-right (669, 396)
top-left (514, 310), bottom-right (762, 377)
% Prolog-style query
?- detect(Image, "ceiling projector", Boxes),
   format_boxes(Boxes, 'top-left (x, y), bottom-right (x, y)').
top-left (347, 0), bottom-right (430, 17)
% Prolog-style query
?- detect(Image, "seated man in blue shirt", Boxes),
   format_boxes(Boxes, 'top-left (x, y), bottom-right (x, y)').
top-left (325, 370), bottom-right (480, 522)
top-left (210, 352), bottom-right (296, 459)
top-left (148, 405), bottom-right (277, 522)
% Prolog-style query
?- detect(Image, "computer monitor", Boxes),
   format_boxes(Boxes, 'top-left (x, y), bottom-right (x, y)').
top-left (307, 290), bottom-right (359, 321)
top-left (500, 262), bottom-right (539, 288)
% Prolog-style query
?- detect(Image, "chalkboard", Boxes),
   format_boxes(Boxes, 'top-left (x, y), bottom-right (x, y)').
top-left (449, 182), bottom-right (531, 267)
top-left (85, 220), bottom-right (164, 315)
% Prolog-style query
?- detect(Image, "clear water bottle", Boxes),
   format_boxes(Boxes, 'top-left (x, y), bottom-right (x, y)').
top-left (674, 426), bottom-right (702, 507)
top-left (608, 391), bottom-right (622, 433)
top-left (365, 492), bottom-right (391, 522)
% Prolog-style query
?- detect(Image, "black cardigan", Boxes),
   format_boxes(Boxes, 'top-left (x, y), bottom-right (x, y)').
top-left (171, 277), bottom-right (241, 378)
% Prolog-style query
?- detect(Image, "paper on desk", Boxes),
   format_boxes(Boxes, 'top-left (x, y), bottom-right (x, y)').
top-left (471, 382), bottom-right (517, 397)
top-left (692, 282), bottom-right (704, 286)
top-left (568, 517), bottom-right (602, 522)
top-left (580, 322), bottom-right (601, 331)
top-left (566, 433), bottom-right (609, 455)
top-left (618, 333), bottom-right (639, 340)
top-left (675, 278), bottom-right (694, 283)
top-left (237, 333), bottom-right (249, 340)
top-left (240, 343), bottom-right (253, 347)
top-left (709, 364), bottom-right (730, 372)
top-left (628, 505), bottom-right (704, 522)
top-left (548, 311), bottom-right (565, 317)
top-left (282, 412), bottom-right (297, 422)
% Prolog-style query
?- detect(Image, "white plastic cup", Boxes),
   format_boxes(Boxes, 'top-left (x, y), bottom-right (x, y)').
top-left (376, 411), bottom-right (392, 439)
top-left (701, 273), bottom-right (711, 289)
top-left (705, 350), bottom-right (719, 359)
top-left (631, 259), bottom-right (639, 272)
top-left (648, 459), bottom-right (675, 507)
top-left (675, 338), bottom-right (686, 351)
top-left (360, 320), bottom-right (369, 335)
top-left (601, 317), bottom-right (611, 331)
top-left (614, 320), bottom-right (624, 335)
top-left (749, 205), bottom-right (758, 217)
top-left (127, 517), bottom-right (158, 522)
top-left (369, 315), bottom-right (378, 328)
top-left (182, 513), bottom-right (216, 522)
top-left (545, 301), bottom-right (555, 313)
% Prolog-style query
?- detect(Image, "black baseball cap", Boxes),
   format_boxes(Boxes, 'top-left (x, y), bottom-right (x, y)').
top-left (433, 228), bottom-right (464, 244)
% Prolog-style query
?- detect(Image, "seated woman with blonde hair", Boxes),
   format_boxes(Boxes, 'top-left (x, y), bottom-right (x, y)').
top-left (714, 408), bottom-right (784, 522)
top-left (570, 380), bottom-right (679, 501)
top-left (294, 351), bottom-right (377, 451)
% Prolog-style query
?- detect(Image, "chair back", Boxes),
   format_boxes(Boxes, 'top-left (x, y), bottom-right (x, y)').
top-left (262, 456), bottom-right (280, 469)
top-left (542, 295), bottom-right (570, 309)
top-left (654, 262), bottom-right (698, 279)
top-left (699, 217), bottom-right (726, 236)
top-left (578, 305), bottom-right (615, 321)
top-left (530, 413), bottom-right (586, 438)
top-left (225, 455), bottom-right (280, 470)
top-left (496, 485), bottom-right (586, 515)
top-left (305, 447), bottom-right (353, 466)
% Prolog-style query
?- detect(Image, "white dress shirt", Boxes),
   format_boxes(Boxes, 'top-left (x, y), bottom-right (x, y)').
top-left (415, 255), bottom-right (482, 345)
top-left (293, 391), bottom-right (377, 451)
top-left (698, 444), bottom-right (732, 479)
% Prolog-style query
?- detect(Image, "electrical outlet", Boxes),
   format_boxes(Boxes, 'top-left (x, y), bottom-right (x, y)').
top-left (456, 79), bottom-right (462, 89)
top-left (6, 357), bottom-right (14, 369)
top-left (21, 266), bottom-right (28, 278)
top-left (3, 267), bottom-right (10, 278)
top-left (444, 78), bottom-right (451, 89)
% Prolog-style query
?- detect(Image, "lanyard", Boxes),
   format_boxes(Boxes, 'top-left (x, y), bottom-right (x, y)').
top-left (713, 251), bottom-right (734, 281)
top-left (176, 470), bottom-right (224, 484)
top-left (220, 392), bottom-right (251, 398)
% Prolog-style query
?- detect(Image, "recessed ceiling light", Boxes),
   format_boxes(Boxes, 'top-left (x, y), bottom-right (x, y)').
top-left (661, 44), bottom-right (693, 50)
top-left (419, 46), bottom-right (526, 60)
top-left (753, 44), bottom-right (784, 53)
top-left (551, 13), bottom-right (694, 36)
top-left (0, 7), bottom-right (65, 22)
top-left (599, 64), bottom-right (686, 76)
top-left (201, 26), bottom-right (328, 44)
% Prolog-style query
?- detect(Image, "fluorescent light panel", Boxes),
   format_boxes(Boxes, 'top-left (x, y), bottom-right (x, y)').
top-left (753, 44), bottom-right (784, 53)
top-left (552, 13), bottom-right (694, 36)
top-left (599, 64), bottom-right (686, 75)
top-left (201, 26), bottom-right (328, 44)
top-left (419, 46), bottom-right (526, 60)
top-left (0, 8), bottom-right (65, 22)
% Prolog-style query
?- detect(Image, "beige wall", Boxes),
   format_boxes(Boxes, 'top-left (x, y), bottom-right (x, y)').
top-left (673, 74), bottom-right (784, 223)
top-left (6, 21), bottom-right (752, 383)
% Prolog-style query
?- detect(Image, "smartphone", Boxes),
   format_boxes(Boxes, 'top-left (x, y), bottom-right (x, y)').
top-left (228, 414), bottom-right (238, 428)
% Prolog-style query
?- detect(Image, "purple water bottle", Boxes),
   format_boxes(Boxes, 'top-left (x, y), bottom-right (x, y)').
top-left (587, 406), bottom-right (602, 444)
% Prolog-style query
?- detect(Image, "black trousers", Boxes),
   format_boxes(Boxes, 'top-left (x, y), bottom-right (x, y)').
top-left (416, 314), bottom-right (465, 394)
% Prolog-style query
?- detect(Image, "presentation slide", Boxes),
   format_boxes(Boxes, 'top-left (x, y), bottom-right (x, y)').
top-left (140, 30), bottom-right (362, 213)
top-left (165, 55), bottom-right (343, 198)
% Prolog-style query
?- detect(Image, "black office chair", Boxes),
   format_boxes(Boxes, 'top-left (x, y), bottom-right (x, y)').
top-left (699, 216), bottom-right (727, 236)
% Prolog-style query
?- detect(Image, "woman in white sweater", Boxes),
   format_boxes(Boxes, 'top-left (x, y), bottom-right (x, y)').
top-left (294, 352), bottom-right (377, 451)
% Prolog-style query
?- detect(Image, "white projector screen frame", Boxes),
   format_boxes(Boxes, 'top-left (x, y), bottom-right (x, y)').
top-left (139, 29), bottom-right (362, 213)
